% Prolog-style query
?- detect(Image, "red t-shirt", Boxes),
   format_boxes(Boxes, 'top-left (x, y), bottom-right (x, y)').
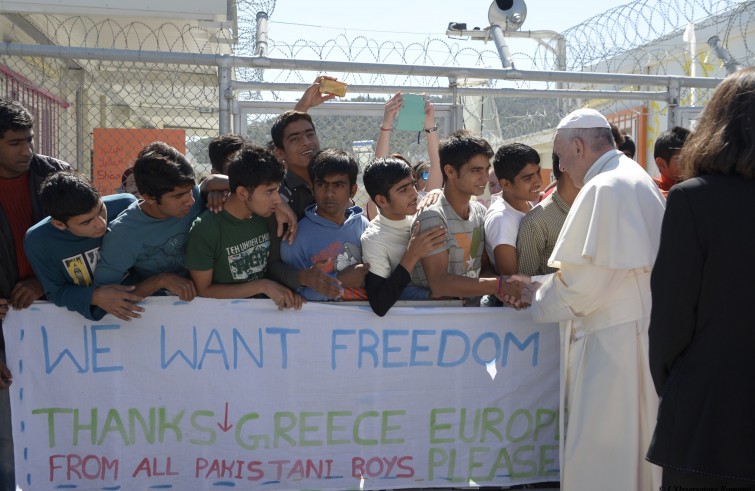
top-left (0, 172), bottom-right (35, 280)
top-left (653, 174), bottom-right (677, 198)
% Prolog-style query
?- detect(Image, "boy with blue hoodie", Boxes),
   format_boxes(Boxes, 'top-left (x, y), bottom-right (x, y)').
top-left (281, 148), bottom-right (369, 301)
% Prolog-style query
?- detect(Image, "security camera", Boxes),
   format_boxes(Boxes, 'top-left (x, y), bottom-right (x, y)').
top-left (488, 0), bottom-right (527, 31)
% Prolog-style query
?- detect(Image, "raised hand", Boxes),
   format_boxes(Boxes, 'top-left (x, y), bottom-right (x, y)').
top-left (423, 94), bottom-right (435, 128)
top-left (383, 92), bottom-right (403, 127)
top-left (294, 76), bottom-right (339, 112)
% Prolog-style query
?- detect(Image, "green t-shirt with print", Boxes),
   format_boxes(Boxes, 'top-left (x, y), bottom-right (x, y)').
top-left (185, 209), bottom-right (274, 285)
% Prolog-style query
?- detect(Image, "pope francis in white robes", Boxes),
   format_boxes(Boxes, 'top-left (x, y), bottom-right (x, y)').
top-left (530, 109), bottom-right (665, 490)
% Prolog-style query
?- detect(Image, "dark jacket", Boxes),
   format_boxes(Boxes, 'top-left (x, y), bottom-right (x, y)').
top-left (0, 154), bottom-right (69, 349)
top-left (279, 170), bottom-right (314, 220)
top-left (647, 175), bottom-right (755, 482)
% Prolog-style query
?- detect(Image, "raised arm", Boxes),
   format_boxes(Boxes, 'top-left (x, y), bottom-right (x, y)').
top-left (376, 92), bottom-right (403, 158)
top-left (423, 98), bottom-right (443, 192)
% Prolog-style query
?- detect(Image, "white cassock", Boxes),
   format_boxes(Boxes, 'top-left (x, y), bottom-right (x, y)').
top-left (531, 150), bottom-right (665, 491)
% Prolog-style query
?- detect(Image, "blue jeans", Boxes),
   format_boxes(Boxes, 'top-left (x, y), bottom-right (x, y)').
top-left (0, 348), bottom-right (14, 491)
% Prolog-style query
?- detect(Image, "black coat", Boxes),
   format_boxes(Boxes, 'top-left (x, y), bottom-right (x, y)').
top-left (647, 174), bottom-right (755, 482)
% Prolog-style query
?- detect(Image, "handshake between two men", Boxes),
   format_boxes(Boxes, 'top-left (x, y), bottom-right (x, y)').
top-left (498, 275), bottom-right (541, 310)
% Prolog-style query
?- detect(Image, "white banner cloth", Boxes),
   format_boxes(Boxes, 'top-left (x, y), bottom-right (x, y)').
top-left (6, 298), bottom-right (559, 490)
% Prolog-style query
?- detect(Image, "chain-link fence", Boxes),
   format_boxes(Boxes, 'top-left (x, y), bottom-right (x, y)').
top-left (0, 11), bottom-right (234, 193)
top-left (252, 0), bottom-right (755, 141)
top-left (0, 53), bottom-right (220, 194)
top-left (0, 0), bottom-right (752, 200)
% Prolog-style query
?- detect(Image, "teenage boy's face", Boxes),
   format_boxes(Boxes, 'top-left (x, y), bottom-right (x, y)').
top-left (246, 181), bottom-right (282, 218)
top-left (313, 173), bottom-right (356, 224)
top-left (663, 151), bottom-right (683, 181)
top-left (151, 184), bottom-right (195, 219)
top-left (0, 128), bottom-right (34, 179)
top-left (54, 198), bottom-right (108, 238)
top-left (279, 119), bottom-right (320, 174)
top-left (504, 163), bottom-right (542, 202)
top-left (452, 154), bottom-right (491, 197)
top-left (383, 175), bottom-right (419, 220)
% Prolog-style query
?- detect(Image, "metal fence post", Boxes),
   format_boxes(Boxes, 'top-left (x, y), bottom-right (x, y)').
top-left (75, 69), bottom-right (84, 173)
top-left (219, 55), bottom-right (232, 135)
top-left (667, 80), bottom-right (681, 129)
top-left (449, 76), bottom-right (460, 133)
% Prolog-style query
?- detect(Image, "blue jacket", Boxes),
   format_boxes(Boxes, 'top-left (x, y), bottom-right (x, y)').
top-left (24, 193), bottom-right (136, 320)
top-left (280, 204), bottom-right (369, 301)
top-left (94, 186), bottom-right (204, 287)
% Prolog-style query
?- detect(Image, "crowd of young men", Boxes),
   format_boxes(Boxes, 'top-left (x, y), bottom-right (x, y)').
top-left (0, 79), bottom-right (690, 490)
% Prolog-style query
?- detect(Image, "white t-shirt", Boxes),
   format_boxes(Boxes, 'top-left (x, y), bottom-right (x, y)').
top-left (483, 198), bottom-right (526, 270)
top-left (360, 214), bottom-right (413, 279)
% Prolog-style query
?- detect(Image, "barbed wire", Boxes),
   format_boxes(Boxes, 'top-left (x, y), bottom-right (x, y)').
top-left (2, 0), bottom-right (753, 174)
top-left (10, 0), bottom-right (752, 81)
top-left (554, 0), bottom-right (750, 70)
top-left (233, 0), bottom-right (754, 85)
top-left (230, 0), bottom-right (753, 142)
top-left (10, 15), bottom-right (234, 53)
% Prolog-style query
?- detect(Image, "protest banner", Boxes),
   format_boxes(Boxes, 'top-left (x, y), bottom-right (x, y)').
top-left (6, 298), bottom-right (560, 490)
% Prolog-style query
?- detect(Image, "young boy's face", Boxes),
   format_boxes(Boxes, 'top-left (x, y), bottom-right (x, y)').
top-left (149, 184), bottom-right (195, 219)
top-left (381, 175), bottom-right (419, 220)
top-left (502, 163), bottom-right (542, 202)
top-left (245, 181), bottom-right (282, 218)
top-left (53, 198), bottom-right (108, 238)
top-left (451, 154), bottom-right (491, 197)
top-left (313, 173), bottom-right (356, 224)
top-left (278, 119), bottom-right (320, 175)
